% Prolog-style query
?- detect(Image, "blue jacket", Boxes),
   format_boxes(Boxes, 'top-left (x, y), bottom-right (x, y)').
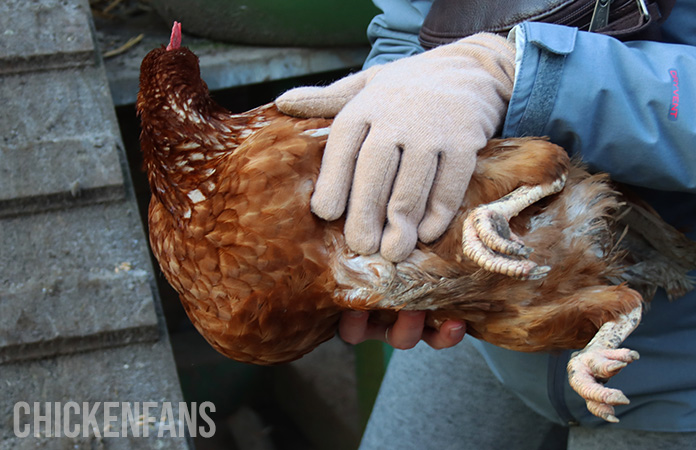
top-left (366, 0), bottom-right (696, 431)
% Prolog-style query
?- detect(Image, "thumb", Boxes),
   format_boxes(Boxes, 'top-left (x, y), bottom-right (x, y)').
top-left (275, 68), bottom-right (375, 118)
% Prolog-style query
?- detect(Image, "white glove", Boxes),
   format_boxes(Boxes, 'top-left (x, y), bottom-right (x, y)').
top-left (277, 33), bottom-right (516, 262)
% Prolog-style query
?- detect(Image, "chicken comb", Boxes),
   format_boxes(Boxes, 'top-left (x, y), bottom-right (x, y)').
top-left (166, 21), bottom-right (182, 51)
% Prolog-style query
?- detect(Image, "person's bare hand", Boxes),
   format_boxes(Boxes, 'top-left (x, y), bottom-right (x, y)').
top-left (339, 310), bottom-right (466, 350)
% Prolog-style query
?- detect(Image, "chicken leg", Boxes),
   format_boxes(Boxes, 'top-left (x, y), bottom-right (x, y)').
top-left (462, 175), bottom-right (566, 280)
top-left (567, 304), bottom-right (642, 423)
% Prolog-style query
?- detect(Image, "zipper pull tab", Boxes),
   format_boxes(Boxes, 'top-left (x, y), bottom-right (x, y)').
top-left (635, 0), bottom-right (650, 21)
top-left (589, 0), bottom-right (613, 31)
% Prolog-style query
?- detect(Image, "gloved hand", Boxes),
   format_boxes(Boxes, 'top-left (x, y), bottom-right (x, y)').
top-left (277, 33), bottom-right (515, 262)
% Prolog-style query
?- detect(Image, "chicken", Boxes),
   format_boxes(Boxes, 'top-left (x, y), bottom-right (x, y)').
top-left (137, 22), bottom-right (696, 422)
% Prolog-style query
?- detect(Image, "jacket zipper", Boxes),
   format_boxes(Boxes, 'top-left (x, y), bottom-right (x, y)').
top-left (556, 0), bottom-right (638, 30)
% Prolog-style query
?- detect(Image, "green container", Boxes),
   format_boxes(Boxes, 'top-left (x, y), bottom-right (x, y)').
top-left (151, 0), bottom-right (380, 47)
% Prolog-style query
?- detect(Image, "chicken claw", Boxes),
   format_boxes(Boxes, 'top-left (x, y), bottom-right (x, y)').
top-left (462, 176), bottom-right (566, 279)
top-left (567, 306), bottom-right (642, 422)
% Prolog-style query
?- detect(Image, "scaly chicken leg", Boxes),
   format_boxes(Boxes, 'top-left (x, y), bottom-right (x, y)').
top-left (567, 304), bottom-right (642, 423)
top-left (461, 168), bottom-right (645, 422)
top-left (463, 175), bottom-right (566, 279)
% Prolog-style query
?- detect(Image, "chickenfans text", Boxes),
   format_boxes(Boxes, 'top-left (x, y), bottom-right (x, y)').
top-left (13, 401), bottom-right (216, 438)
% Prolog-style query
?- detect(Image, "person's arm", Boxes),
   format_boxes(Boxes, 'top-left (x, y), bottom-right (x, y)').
top-left (361, 0), bottom-right (469, 349)
top-left (278, 0), bottom-right (472, 349)
top-left (363, 0), bottom-right (433, 68)
top-left (504, 21), bottom-right (696, 193)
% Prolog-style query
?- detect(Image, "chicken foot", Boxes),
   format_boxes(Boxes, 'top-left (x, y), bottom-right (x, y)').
top-left (567, 305), bottom-right (642, 423)
top-left (462, 175), bottom-right (566, 280)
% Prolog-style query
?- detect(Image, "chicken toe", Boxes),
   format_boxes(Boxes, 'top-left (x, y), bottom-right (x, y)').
top-left (462, 176), bottom-right (566, 279)
top-left (467, 208), bottom-right (532, 257)
top-left (566, 306), bottom-right (642, 422)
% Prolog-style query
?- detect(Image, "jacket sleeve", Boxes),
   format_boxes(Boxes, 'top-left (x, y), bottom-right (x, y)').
top-left (363, 0), bottom-right (433, 68)
top-left (503, 21), bottom-right (696, 193)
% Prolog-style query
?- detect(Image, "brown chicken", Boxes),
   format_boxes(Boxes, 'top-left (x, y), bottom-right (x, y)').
top-left (137, 22), bottom-right (696, 422)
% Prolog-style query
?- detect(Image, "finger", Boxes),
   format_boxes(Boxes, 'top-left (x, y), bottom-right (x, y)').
top-left (422, 320), bottom-right (466, 349)
top-left (386, 311), bottom-right (426, 350)
top-left (338, 311), bottom-right (370, 345)
top-left (339, 311), bottom-right (391, 345)
top-left (380, 149), bottom-right (439, 262)
top-left (275, 69), bottom-right (372, 118)
top-left (417, 145), bottom-right (478, 243)
top-left (310, 112), bottom-right (371, 221)
top-left (343, 130), bottom-right (402, 255)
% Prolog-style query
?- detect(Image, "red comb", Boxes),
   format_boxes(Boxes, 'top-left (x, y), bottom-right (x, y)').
top-left (166, 21), bottom-right (182, 51)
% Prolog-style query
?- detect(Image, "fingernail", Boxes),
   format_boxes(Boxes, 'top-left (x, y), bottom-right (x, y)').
top-left (449, 324), bottom-right (465, 338)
